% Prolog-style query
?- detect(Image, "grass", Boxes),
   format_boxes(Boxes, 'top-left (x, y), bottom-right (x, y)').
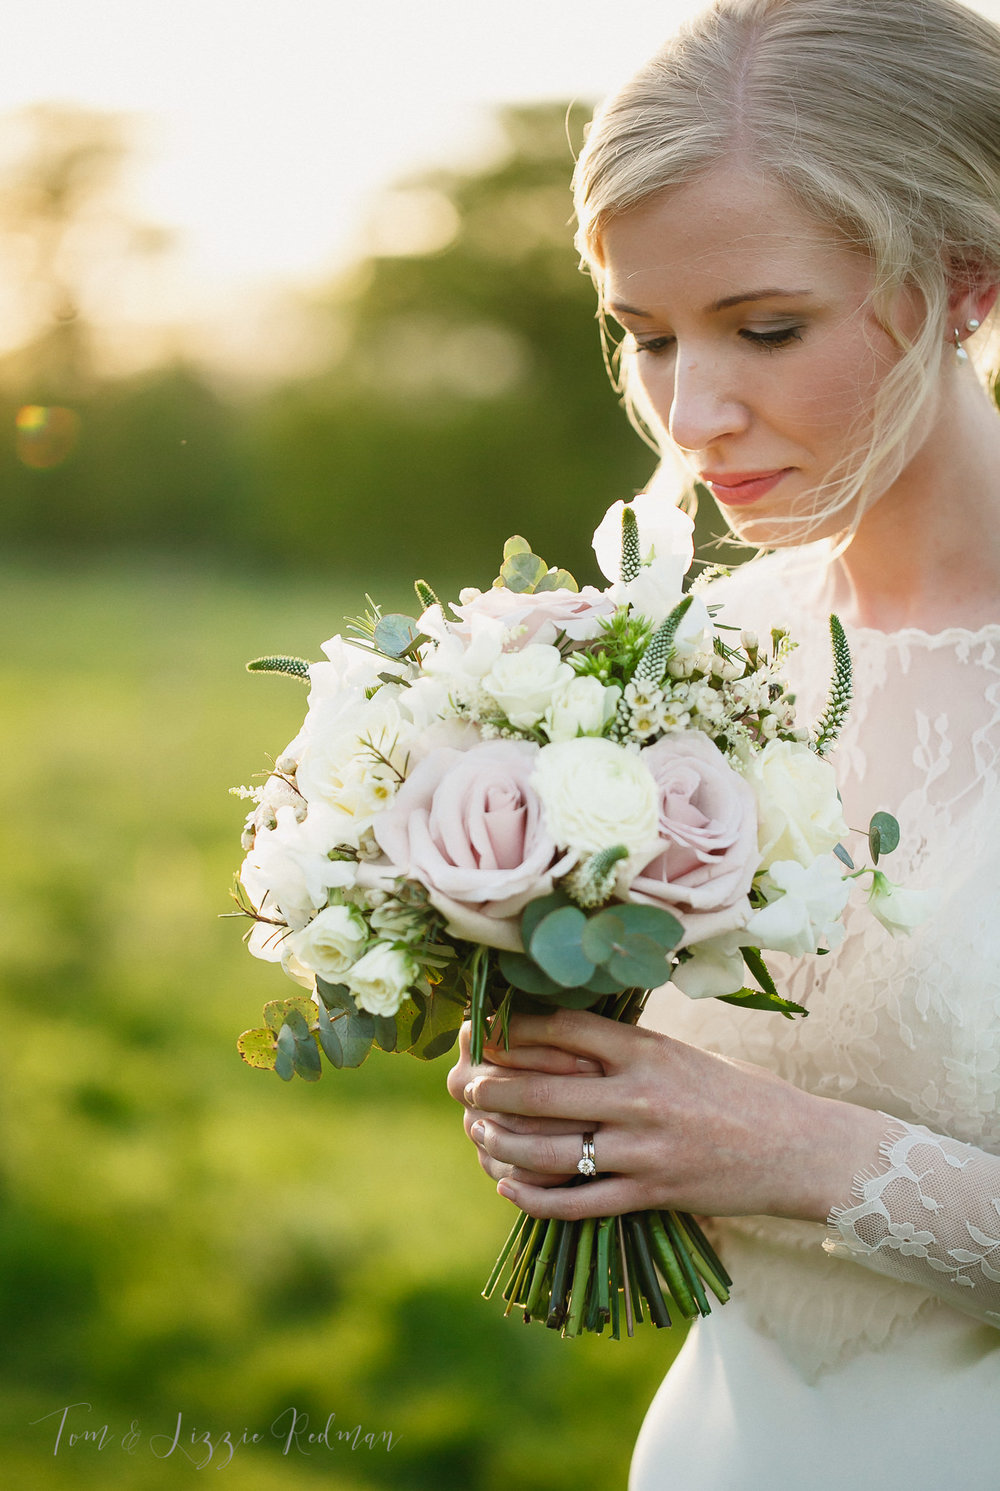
top-left (0, 557), bottom-right (683, 1489)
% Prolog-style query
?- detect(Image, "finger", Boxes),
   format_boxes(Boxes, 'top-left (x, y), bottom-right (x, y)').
top-left (482, 1041), bottom-right (603, 1076)
top-left (473, 1119), bottom-right (618, 1177)
top-left (464, 1067), bottom-right (620, 1122)
top-left (466, 1109), bottom-right (593, 1139)
top-left (497, 1174), bottom-right (641, 1220)
top-left (501, 1008), bottom-right (660, 1068)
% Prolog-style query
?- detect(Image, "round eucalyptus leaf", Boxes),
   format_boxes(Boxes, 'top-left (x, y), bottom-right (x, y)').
top-left (373, 613), bottom-right (421, 658)
top-left (615, 903), bottom-right (684, 950)
top-left (580, 911), bottom-right (625, 966)
top-left (316, 1000), bottom-right (344, 1068)
top-left (521, 889), bottom-right (573, 950)
top-left (315, 979), bottom-right (355, 1014)
top-left (498, 950), bottom-right (562, 997)
top-left (869, 811), bottom-right (900, 862)
top-left (237, 1027), bottom-right (277, 1070)
top-left (529, 906), bottom-right (595, 988)
top-left (500, 552), bottom-right (548, 593)
top-left (534, 568), bottom-right (578, 594)
top-left (372, 1015), bottom-right (398, 1052)
top-left (263, 995), bottom-right (317, 1033)
top-left (605, 931), bottom-right (672, 989)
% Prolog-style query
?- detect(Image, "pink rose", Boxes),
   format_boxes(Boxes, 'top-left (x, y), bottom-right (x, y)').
top-left (625, 733), bottom-right (758, 946)
top-left (446, 585), bottom-right (615, 648)
top-left (372, 740), bottom-right (576, 951)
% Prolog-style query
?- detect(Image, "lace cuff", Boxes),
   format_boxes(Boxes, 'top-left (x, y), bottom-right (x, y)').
top-left (824, 1115), bottom-right (1000, 1328)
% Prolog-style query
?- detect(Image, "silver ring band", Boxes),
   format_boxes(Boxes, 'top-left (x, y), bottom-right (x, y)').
top-left (577, 1132), bottom-right (597, 1178)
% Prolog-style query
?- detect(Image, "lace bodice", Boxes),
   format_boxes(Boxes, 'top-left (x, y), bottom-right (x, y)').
top-left (643, 546), bottom-right (1000, 1376)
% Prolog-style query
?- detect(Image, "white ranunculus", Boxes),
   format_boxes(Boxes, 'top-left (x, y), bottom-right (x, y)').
top-left (289, 904), bottom-right (368, 981)
top-left (592, 492), bottom-right (695, 584)
top-left (745, 856), bottom-right (850, 957)
top-left (346, 943), bottom-right (418, 1017)
top-left (867, 871), bottom-right (930, 936)
top-left (670, 933), bottom-right (746, 999)
top-left (543, 674), bottom-right (620, 743)
top-left (742, 738), bottom-right (849, 871)
top-left (481, 644), bottom-right (575, 728)
top-left (532, 737), bottom-right (661, 855)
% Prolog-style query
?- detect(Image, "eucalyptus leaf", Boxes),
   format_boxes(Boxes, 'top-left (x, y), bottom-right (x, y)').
top-left (316, 999), bottom-right (344, 1068)
top-left (263, 995), bottom-right (317, 1034)
top-left (529, 906), bottom-right (595, 987)
top-left (393, 995), bottom-right (426, 1051)
top-left (237, 1027), bottom-right (278, 1070)
top-left (615, 903), bottom-right (684, 950)
top-left (502, 535), bottom-right (531, 559)
top-left (521, 889), bottom-right (574, 949)
top-left (833, 842), bottom-right (855, 870)
top-left (274, 1044), bottom-right (294, 1082)
top-left (315, 979), bottom-right (355, 1014)
top-left (322, 1003), bottom-right (375, 1068)
top-left (580, 911), bottom-right (625, 966)
top-left (546, 984), bottom-right (606, 1010)
top-left (605, 931), bottom-right (672, 989)
top-left (498, 949), bottom-right (563, 997)
top-left (535, 568), bottom-right (578, 594)
top-left (582, 965), bottom-right (628, 996)
top-left (500, 552), bottom-right (548, 593)
top-left (372, 1015), bottom-right (398, 1053)
top-left (373, 613), bottom-right (421, 658)
top-left (869, 811), bottom-right (900, 862)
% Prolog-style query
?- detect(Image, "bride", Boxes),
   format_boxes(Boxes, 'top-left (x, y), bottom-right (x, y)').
top-left (448, 0), bottom-right (1000, 1484)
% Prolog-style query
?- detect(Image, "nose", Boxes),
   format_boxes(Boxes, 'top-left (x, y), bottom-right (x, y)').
top-left (645, 349), bottom-right (750, 454)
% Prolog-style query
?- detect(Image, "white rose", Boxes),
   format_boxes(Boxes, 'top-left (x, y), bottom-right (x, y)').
top-left (543, 675), bottom-right (621, 743)
top-left (742, 739), bottom-right (849, 871)
top-left (288, 904), bottom-right (368, 981)
top-left (745, 856), bottom-right (849, 956)
top-left (532, 737), bottom-right (661, 855)
top-left (592, 492), bottom-right (695, 583)
top-left (346, 943), bottom-right (418, 1017)
top-left (867, 871), bottom-right (930, 936)
top-left (670, 933), bottom-right (746, 999)
top-left (482, 644), bottom-right (575, 728)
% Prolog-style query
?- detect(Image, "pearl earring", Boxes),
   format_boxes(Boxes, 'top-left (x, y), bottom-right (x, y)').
top-left (955, 320), bottom-right (981, 362)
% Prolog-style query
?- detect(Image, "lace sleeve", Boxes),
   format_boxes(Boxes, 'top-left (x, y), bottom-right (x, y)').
top-left (824, 1115), bottom-right (1000, 1328)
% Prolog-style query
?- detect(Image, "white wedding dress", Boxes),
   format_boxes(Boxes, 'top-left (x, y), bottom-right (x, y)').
top-left (631, 546), bottom-right (1000, 1490)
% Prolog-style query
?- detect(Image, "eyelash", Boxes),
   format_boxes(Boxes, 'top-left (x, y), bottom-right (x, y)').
top-left (632, 326), bottom-right (805, 355)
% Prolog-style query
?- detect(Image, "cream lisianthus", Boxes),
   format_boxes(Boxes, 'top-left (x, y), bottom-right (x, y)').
top-left (346, 943), bottom-right (418, 1017)
top-left (481, 644), bottom-right (576, 729)
top-left (532, 737), bottom-right (661, 856)
top-left (543, 674), bottom-right (621, 743)
top-left (288, 904), bottom-right (368, 982)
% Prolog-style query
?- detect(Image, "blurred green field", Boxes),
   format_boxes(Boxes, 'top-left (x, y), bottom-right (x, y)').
top-left (0, 558), bottom-right (683, 1489)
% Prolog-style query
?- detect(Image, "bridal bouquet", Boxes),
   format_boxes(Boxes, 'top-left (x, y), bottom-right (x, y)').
top-left (229, 495), bottom-right (917, 1338)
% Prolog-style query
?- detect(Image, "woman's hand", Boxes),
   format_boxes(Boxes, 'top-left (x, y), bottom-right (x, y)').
top-left (446, 1019), bottom-right (604, 1190)
top-left (450, 1006), bottom-right (887, 1225)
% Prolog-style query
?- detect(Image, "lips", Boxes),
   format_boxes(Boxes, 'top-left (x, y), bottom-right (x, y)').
top-left (700, 469), bottom-right (793, 506)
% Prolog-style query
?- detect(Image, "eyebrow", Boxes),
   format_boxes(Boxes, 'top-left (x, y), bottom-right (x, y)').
top-left (609, 288), bottom-right (813, 317)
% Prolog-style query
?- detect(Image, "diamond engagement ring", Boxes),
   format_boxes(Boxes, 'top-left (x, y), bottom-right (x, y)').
top-left (577, 1133), bottom-right (597, 1178)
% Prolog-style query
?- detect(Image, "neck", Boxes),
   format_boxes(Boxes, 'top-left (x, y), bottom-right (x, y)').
top-left (824, 370), bottom-right (1000, 632)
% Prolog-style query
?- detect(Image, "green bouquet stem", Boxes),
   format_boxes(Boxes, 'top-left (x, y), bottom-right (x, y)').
top-left (478, 987), bottom-right (733, 1339)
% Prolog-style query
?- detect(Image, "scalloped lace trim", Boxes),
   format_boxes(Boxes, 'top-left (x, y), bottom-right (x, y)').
top-left (824, 1115), bottom-right (1000, 1329)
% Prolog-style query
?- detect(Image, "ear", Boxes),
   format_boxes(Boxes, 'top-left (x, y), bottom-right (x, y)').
top-left (946, 262), bottom-right (1000, 329)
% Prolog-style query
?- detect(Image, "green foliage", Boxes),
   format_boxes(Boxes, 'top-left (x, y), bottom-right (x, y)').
top-left (868, 810), bottom-right (901, 864)
top-left (813, 614), bottom-right (853, 756)
top-left (503, 893), bottom-right (682, 1003)
top-left (495, 535), bottom-right (577, 594)
top-left (246, 654), bottom-right (311, 680)
top-left (621, 505), bottom-right (641, 584)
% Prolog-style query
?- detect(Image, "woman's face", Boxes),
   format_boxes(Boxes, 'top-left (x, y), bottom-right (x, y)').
top-left (600, 163), bottom-right (927, 545)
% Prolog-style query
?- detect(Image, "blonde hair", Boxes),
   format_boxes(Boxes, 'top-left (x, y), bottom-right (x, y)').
top-left (573, 0), bottom-right (1000, 540)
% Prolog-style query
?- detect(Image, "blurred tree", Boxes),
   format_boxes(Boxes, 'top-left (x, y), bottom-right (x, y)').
top-left (243, 103), bottom-right (668, 589)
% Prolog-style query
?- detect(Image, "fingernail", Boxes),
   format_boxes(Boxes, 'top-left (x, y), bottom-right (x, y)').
top-left (497, 1181), bottom-right (517, 1202)
top-left (470, 1120), bottom-right (485, 1142)
top-left (464, 1082), bottom-right (477, 1105)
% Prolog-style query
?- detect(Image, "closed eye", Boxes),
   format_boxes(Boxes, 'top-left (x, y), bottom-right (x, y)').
top-left (739, 326), bottom-right (804, 350)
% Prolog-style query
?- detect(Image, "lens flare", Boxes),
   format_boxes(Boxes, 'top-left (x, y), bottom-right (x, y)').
top-left (15, 405), bottom-right (82, 469)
